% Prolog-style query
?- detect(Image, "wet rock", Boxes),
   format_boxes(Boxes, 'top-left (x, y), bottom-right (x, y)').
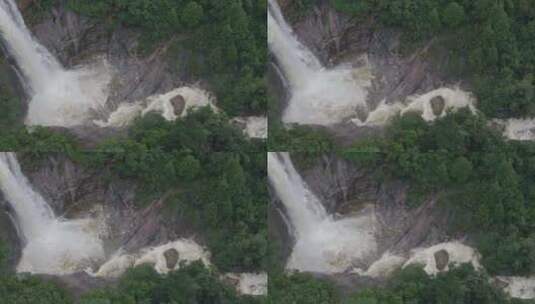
top-left (404, 109), bottom-right (424, 117)
top-left (0, 202), bottom-right (22, 272)
top-left (17, 0), bottom-right (33, 11)
top-left (170, 94), bottom-right (185, 116)
top-left (434, 249), bottom-right (449, 271)
top-left (39, 272), bottom-right (111, 303)
top-left (430, 96), bottom-right (445, 116)
top-left (163, 248), bottom-right (179, 270)
top-left (492, 277), bottom-right (510, 290)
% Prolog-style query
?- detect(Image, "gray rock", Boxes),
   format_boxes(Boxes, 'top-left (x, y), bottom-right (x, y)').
top-left (170, 95), bottom-right (185, 116)
top-left (17, 0), bottom-right (33, 11)
top-left (434, 249), bottom-right (449, 271)
top-left (430, 96), bottom-right (446, 116)
top-left (163, 248), bottom-right (179, 270)
top-left (492, 277), bottom-right (509, 290)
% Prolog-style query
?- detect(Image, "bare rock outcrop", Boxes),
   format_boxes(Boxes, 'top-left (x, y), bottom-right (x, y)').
top-left (170, 94), bottom-right (186, 116)
top-left (434, 249), bottom-right (449, 271)
top-left (164, 248), bottom-right (179, 269)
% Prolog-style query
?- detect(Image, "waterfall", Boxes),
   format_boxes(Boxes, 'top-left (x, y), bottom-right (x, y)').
top-left (267, 0), bottom-right (322, 88)
top-left (268, 152), bottom-right (377, 273)
top-left (0, 0), bottom-right (111, 127)
top-left (268, 0), bottom-right (373, 126)
top-left (0, 152), bottom-right (105, 275)
top-left (267, 152), bottom-right (328, 235)
top-left (0, 153), bottom-right (55, 240)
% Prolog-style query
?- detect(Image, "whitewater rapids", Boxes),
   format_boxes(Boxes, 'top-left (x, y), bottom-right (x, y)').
top-left (268, 152), bottom-right (378, 273)
top-left (268, 0), bottom-right (373, 126)
top-left (0, 0), bottom-right (112, 127)
top-left (0, 152), bottom-right (106, 275)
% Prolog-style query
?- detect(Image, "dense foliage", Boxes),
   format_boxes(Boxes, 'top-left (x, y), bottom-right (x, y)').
top-left (268, 264), bottom-right (533, 304)
top-left (342, 109), bottom-right (535, 276)
top-left (80, 263), bottom-right (263, 304)
top-left (268, 272), bottom-right (339, 304)
top-left (0, 255), bottom-right (260, 304)
top-left (1, 109), bottom-right (266, 272)
top-left (0, 275), bottom-right (72, 304)
top-left (83, 109), bottom-right (267, 271)
top-left (0, 127), bottom-right (78, 155)
top-left (0, 59), bottom-right (23, 132)
top-left (78, 110), bottom-right (266, 272)
top-left (345, 264), bottom-right (530, 304)
top-left (62, 0), bottom-right (267, 117)
top-left (331, 0), bottom-right (535, 119)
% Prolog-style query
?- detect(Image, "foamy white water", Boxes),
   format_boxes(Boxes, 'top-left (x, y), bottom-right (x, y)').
top-left (268, 0), bottom-right (373, 126)
top-left (94, 87), bottom-right (216, 127)
top-left (403, 242), bottom-right (481, 275)
top-left (0, 152), bottom-right (105, 275)
top-left (0, 0), bottom-right (112, 127)
top-left (355, 242), bottom-right (480, 278)
top-left (497, 277), bottom-right (535, 299)
top-left (233, 116), bottom-right (268, 139)
top-left (495, 118), bottom-right (535, 140)
top-left (224, 272), bottom-right (268, 296)
top-left (354, 87), bottom-right (477, 126)
top-left (354, 252), bottom-right (406, 278)
top-left (90, 239), bottom-right (210, 277)
top-left (268, 152), bottom-right (377, 273)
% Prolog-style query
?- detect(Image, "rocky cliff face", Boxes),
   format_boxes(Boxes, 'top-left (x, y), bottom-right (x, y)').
top-left (298, 154), bottom-right (448, 254)
top-left (271, 0), bottom-right (461, 146)
top-left (3, 1), bottom-right (196, 145)
top-left (269, 152), bottom-right (450, 285)
top-left (26, 2), bottom-right (181, 105)
top-left (18, 154), bottom-right (199, 255)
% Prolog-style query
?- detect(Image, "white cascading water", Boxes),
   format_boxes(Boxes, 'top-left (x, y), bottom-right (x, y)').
top-left (495, 118), bottom-right (535, 141)
top-left (402, 242), bottom-right (481, 275)
top-left (90, 239), bottom-right (211, 278)
top-left (91, 240), bottom-right (268, 296)
top-left (232, 116), bottom-right (268, 139)
top-left (224, 272), bottom-right (268, 296)
top-left (353, 87), bottom-right (477, 126)
top-left (355, 242), bottom-right (481, 277)
top-left (0, 0), bottom-right (111, 127)
top-left (93, 87), bottom-right (217, 128)
top-left (268, 152), bottom-right (377, 273)
top-left (0, 152), bottom-right (105, 275)
top-left (497, 276), bottom-right (535, 299)
top-left (268, 0), bottom-right (373, 126)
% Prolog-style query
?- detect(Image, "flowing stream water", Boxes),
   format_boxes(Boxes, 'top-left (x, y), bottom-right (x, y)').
top-left (0, 152), bottom-right (105, 275)
top-left (354, 87), bottom-right (477, 126)
top-left (0, 153), bottom-right (267, 295)
top-left (0, 0), bottom-right (112, 127)
top-left (268, 152), bottom-right (377, 273)
top-left (268, 0), bottom-right (373, 126)
top-left (93, 86), bottom-right (217, 127)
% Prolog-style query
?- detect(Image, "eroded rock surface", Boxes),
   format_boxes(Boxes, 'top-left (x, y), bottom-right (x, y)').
top-left (163, 248), bottom-right (179, 269)
top-left (434, 249), bottom-right (449, 271)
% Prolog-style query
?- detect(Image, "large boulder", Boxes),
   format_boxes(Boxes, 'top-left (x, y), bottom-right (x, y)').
top-left (434, 249), bottom-right (449, 271)
top-left (170, 95), bottom-right (186, 116)
top-left (163, 248), bottom-right (179, 270)
top-left (430, 96), bottom-right (446, 117)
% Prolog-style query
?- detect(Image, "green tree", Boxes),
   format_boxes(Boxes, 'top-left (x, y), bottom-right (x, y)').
top-left (442, 2), bottom-right (466, 28)
top-left (181, 1), bottom-right (203, 28)
top-left (449, 156), bottom-right (473, 184)
top-left (176, 154), bottom-right (201, 181)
